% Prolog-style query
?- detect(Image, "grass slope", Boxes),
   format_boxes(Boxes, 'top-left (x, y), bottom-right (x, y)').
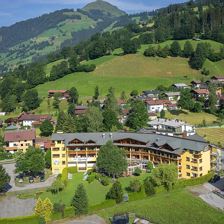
top-left (36, 54), bottom-right (202, 98)
top-left (166, 110), bottom-right (217, 126)
top-left (197, 128), bottom-right (224, 146)
top-left (203, 59), bottom-right (224, 76)
top-left (97, 189), bottom-right (224, 224)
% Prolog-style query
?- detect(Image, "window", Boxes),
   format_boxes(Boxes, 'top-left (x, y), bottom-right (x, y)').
top-left (62, 154), bottom-right (66, 158)
top-left (199, 159), bottom-right (202, 163)
top-left (21, 144), bottom-right (23, 146)
top-left (199, 167), bottom-right (202, 171)
top-left (62, 161), bottom-right (66, 165)
top-left (53, 154), bottom-right (60, 158)
top-left (57, 141), bottom-right (61, 144)
top-left (186, 165), bottom-right (190, 169)
top-left (187, 172), bottom-right (190, 176)
top-left (186, 157), bottom-right (190, 162)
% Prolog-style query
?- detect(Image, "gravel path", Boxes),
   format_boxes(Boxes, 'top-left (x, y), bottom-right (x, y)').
top-left (0, 196), bottom-right (35, 218)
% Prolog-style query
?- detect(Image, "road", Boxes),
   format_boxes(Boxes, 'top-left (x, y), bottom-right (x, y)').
top-left (3, 163), bottom-right (56, 192)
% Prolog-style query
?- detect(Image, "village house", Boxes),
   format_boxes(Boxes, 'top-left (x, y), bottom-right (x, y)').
top-left (148, 118), bottom-right (195, 136)
top-left (191, 80), bottom-right (202, 89)
top-left (4, 129), bottom-right (36, 153)
top-left (141, 90), bottom-right (160, 100)
top-left (145, 99), bottom-right (177, 113)
top-left (172, 83), bottom-right (189, 90)
top-left (117, 99), bottom-right (127, 109)
top-left (48, 90), bottom-right (70, 100)
top-left (210, 76), bottom-right (224, 86)
top-left (191, 89), bottom-right (209, 100)
top-left (74, 105), bottom-right (88, 116)
top-left (17, 113), bottom-right (52, 127)
top-left (164, 92), bottom-right (180, 101)
top-left (35, 137), bottom-right (52, 151)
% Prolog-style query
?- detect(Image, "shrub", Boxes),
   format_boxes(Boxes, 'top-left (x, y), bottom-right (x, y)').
top-left (76, 64), bottom-right (96, 72)
top-left (106, 181), bottom-right (123, 204)
top-left (144, 177), bottom-right (156, 196)
top-left (128, 179), bottom-right (142, 192)
top-left (100, 176), bottom-right (110, 186)
top-left (53, 202), bottom-right (65, 218)
top-left (133, 167), bottom-right (142, 176)
top-left (87, 173), bottom-right (96, 183)
top-left (0, 215), bottom-right (39, 224)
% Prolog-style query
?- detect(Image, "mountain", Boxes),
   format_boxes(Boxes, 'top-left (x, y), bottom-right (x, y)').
top-left (0, 0), bottom-right (130, 71)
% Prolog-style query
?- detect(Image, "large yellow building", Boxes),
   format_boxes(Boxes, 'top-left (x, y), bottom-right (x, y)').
top-left (51, 132), bottom-right (219, 179)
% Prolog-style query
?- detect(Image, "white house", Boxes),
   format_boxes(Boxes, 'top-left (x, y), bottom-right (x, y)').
top-left (164, 92), bottom-right (180, 101)
top-left (148, 118), bottom-right (195, 136)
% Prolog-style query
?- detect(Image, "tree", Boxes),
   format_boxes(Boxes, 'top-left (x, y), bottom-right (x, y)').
top-left (67, 103), bottom-right (76, 116)
top-left (126, 100), bottom-right (148, 130)
top-left (35, 198), bottom-right (45, 218)
top-left (122, 39), bottom-right (139, 54)
top-left (23, 89), bottom-right (40, 111)
top-left (16, 147), bottom-right (45, 175)
top-left (68, 87), bottom-right (79, 104)
top-left (45, 150), bottom-right (51, 169)
top-left (183, 41), bottom-right (194, 57)
top-left (2, 94), bottom-right (17, 112)
top-left (160, 110), bottom-right (166, 118)
top-left (40, 120), bottom-right (54, 137)
top-left (146, 161), bottom-right (154, 173)
top-left (71, 184), bottom-right (88, 215)
top-left (43, 198), bottom-right (53, 222)
top-left (0, 165), bottom-right (10, 192)
top-left (82, 106), bottom-right (104, 132)
top-left (68, 53), bottom-right (79, 72)
top-left (103, 108), bottom-right (120, 131)
top-left (178, 89), bottom-right (194, 110)
top-left (53, 93), bottom-right (61, 109)
top-left (170, 41), bottom-right (181, 57)
top-left (104, 87), bottom-right (119, 114)
top-left (93, 86), bottom-right (99, 100)
top-left (144, 177), bottom-right (155, 196)
top-left (144, 46), bottom-right (156, 57)
top-left (128, 179), bottom-right (141, 192)
top-left (208, 85), bottom-right (217, 113)
top-left (106, 181), bottom-right (123, 203)
top-left (151, 163), bottom-right (178, 191)
top-left (55, 111), bottom-right (67, 132)
top-left (192, 102), bottom-right (202, 112)
top-left (120, 91), bottom-right (127, 100)
top-left (97, 141), bottom-right (127, 178)
top-left (156, 45), bottom-right (170, 58)
top-left (130, 90), bottom-right (139, 97)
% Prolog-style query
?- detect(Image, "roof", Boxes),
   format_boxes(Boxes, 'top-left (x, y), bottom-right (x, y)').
top-left (172, 83), bottom-right (188, 87)
top-left (164, 92), bottom-right (180, 97)
top-left (51, 132), bottom-right (208, 154)
top-left (48, 90), bottom-right (67, 93)
top-left (211, 76), bottom-right (224, 80)
top-left (5, 124), bottom-right (19, 131)
top-left (75, 106), bottom-right (88, 115)
top-left (117, 99), bottom-right (127, 105)
top-left (142, 90), bottom-right (160, 95)
top-left (146, 99), bottom-right (170, 106)
top-left (4, 129), bottom-right (36, 142)
top-left (191, 80), bottom-right (201, 84)
top-left (148, 118), bottom-right (191, 128)
top-left (192, 89), bottom-right (209, 95)
top-left (75, 105), bottom-right (88, 110)
top-left (18, 113), bottom-right (52, 122)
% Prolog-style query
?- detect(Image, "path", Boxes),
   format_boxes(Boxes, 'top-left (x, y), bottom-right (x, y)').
top-left (3, 163), bottom-right (56, 192)
top-left (190, 179), bottom-right (224, 211)
top-left (52, 215), bottom-right (106, 224)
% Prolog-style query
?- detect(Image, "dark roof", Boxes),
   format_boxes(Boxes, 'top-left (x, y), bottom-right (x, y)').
top-left (18, 113), bottom-right (52, 122)
top-left (52, 132), bottom-right (208, 154)
top-left (4, 129), bottom-right (36, 142)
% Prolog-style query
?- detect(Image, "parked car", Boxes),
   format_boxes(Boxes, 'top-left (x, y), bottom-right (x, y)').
top-left (209, 175), bottom-right (220, 183)
top-left (29, 176), bottom-right (34, 183)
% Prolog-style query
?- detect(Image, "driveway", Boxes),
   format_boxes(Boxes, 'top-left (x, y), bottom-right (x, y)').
top-left (190, 180), bottom-right (224, 211)
top-left (3, 163), bottom-right (56, 192)
top-left (52, 215), bottom-right (106, 224)
top-left (0, 196), bottom-right (35, 218)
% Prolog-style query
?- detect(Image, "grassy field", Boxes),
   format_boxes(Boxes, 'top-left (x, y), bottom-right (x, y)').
top-left (197, 128), bottom-right (224, 146)
top-left (203, 59), bottom-right (224, 76)
top-left (166, 110), bottom-right (218, 126)
top-left (36, 54), bottom-right (202, 99)
top-left (97, 189), bottom-right (224, 224)
top-left (41, 172), bottom-right (149, 207)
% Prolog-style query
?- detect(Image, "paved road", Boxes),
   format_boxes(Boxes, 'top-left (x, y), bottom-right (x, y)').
top-left (0, 196), bottom-right (35, 218)
top-left (3, 163), bottom-right (56, 192)
top-left (190, 180), bottom-right (224, 211)
top-left (53, 215), bottom-right (106, 224)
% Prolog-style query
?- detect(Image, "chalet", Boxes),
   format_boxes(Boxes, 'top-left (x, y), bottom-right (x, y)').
top-left (191, 89), bottom-right (209, 100)
top-left (35, 137), bottom-right (52, 150)
top-left (18, 113), bottom-right (52, 127)
top-left (74, 106), bottom-right (88, 116)
top-left (172, 83), bottom-right (189, 89)
top-left (210, 76), bottom-right (224, 85)
top-left (48, 90), bottom-right (70, 99)
top-left (4, 129), bottom-right (36, 153)
top-left (164, 92), bottom-right (180, 101)
top-left (148, 118), bottom-right (195, 136)
top-left (145, 99), bottom-right (173, 113)
top-left (191, 80), bottom-right (202, 89)
top-left (5, 117), bottom-right (18, 126)
top-left (141, 90), bottom-right (160, 99)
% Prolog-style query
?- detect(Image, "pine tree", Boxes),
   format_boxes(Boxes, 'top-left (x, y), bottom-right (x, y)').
top-left (55, 111), bottom-right (67, 132)
top-left (93, 86), bottom-right (99, 100)
top-left (170, 41), bottom-right (181, 57)
top-left (106, 181), bottom-right (123, 204)
top-left (71, 184), bottom-right (88, 215)
top-left (35, 198), bottom-right (44, 218)
top-left (183, 41), bottom-right (194, 57)
top-left (0, 165), bottom-right (10, 192)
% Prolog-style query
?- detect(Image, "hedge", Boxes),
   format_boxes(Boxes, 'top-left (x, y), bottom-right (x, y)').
top-left (0, 215), bottom-right (39, 224)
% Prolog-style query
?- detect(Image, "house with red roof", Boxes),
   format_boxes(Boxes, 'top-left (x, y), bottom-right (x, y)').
top-left (48, 90), bottom-right (70, 99)
top-left (4, 129), bottom-right (36, 153)
top-left (191, 89), bottom-right (210, 100)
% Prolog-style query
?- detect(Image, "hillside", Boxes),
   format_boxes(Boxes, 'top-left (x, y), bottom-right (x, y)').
top-left (0, 0), bottom-right (130, 71)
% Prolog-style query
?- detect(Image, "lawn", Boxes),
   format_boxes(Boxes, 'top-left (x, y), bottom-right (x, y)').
top-left (197, 127), bottom-right (224, 146)
top-left (41, 172), bottom-right (149, 207)
top-left (36, 54), bottom-right (202, 99)
top-left (203, 59), bottom-right (224, 76)
top-left (166, 110), bottom-right (218, 126)
top-left (96, 189), bottom-right (224, 224)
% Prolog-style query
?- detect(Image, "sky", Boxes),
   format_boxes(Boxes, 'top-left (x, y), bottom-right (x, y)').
top-left (0, 0), bottom-right (186, 27)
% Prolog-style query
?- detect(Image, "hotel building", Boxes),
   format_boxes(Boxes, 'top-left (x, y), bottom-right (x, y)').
top-left (51, 132), bottom-right (219, 179)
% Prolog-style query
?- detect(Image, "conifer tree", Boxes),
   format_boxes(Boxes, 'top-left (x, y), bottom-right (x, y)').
top-left (43, 198), bottom-right (53, 222)
top-left (106, 181), bottom-right (123, 203)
